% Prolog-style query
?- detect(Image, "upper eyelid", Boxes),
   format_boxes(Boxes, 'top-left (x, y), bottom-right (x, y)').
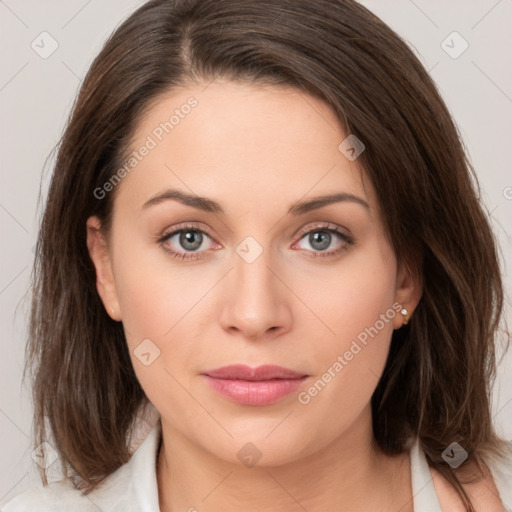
top-left (160, 221), bottom-right (351, 245)
top-left (295, 222), bottom-right (349, 237)
top-left (160, 222), bottom-right (213, 240)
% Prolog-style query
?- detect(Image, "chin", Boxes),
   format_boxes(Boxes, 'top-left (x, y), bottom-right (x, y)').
top-left (195, 420), bottom-right (318, 468)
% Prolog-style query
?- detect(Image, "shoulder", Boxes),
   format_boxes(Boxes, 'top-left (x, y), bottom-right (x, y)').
top-left (1, 457), bottom-right (138, 512)
top-left (1, 474), bottom-right (138, 512)
top-left (1, 479), bottom-right (92, 512)
top-left (1, 418), bottom-right (162, 512)
top-left (429, 443), bottom-right (512, 512)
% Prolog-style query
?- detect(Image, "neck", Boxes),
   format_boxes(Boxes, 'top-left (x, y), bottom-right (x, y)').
top-left (156, 405), bottom-right (413, 512)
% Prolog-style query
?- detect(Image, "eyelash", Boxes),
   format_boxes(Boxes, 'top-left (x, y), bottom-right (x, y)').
top-left (158, 222), bottom-right (355, 261)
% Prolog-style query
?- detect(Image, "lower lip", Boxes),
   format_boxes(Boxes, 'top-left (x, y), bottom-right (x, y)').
top-left (202, 375), bottom-right (308, 406)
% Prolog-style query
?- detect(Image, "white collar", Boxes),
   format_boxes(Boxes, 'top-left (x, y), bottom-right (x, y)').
top-left (409, 437), bottom-right (442, 511)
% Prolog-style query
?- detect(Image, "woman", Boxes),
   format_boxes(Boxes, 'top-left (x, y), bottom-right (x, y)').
top-left (2, 0), bottom-right (511, 510)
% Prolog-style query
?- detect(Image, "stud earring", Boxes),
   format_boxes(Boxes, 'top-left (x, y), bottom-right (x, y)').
top-left (400, 308), bottom-right (409, 325)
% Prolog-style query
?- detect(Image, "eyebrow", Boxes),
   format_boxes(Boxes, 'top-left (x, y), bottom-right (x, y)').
top-left (141, 188), bottom-right (369, 215)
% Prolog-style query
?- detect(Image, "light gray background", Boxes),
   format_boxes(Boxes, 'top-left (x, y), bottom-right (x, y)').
top-left (1, 0), bottom-right (511, 505)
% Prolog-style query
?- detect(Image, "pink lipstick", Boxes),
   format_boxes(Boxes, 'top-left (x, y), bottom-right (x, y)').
top-left (201, 364), bottom-right (308, 406)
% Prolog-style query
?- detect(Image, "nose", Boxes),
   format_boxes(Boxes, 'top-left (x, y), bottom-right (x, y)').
top-left (218, 243), bottom-right (292, 341)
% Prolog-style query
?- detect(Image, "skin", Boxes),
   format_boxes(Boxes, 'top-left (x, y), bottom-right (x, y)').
top-left (86, 80), bottom-right (502, 511)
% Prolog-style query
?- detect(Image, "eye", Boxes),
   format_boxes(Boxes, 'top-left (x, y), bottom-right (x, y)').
top-left (158, 222), bottom-right (355, 262)
top-left (292, 223), bottom-right (355, 258)
top-left (158, 223), bottom-right (217, 261)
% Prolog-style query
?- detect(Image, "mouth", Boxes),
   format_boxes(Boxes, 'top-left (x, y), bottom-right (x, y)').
top-left (201, 364), bottom-right (309, 406)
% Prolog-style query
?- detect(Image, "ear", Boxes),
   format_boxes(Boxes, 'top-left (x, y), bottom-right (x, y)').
top-left (392, 253), bottom-right (423, 329)
top-left (86, 216), bottom-right (122, 321)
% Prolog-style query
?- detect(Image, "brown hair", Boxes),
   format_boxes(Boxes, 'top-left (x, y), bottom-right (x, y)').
top-left (26, 0), bottom-right (510, 509)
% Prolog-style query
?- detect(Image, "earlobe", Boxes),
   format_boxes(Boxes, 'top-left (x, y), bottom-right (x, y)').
top-left (393, 256), bottom-right (423, 330)
top-left (86, 216), bottom-right (122, 321)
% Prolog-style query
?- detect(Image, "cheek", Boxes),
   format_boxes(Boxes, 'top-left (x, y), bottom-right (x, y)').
top-left (111, 249), bottom-right (202, 422)
top-left (310, 238), bottom-right (396, 352)
top-left (111, 229), bottom-right (200, 341)
top-left (108, 235), bottom-right (193, 383)
top-left (297, 240), bottom-right (397, 417)
top-left (114, 267), bottom-right (177, 345)
top-left (110, 233), bottom-right (220, 403)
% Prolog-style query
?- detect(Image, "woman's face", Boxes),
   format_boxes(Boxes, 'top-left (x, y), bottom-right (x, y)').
top-left (87, 79), bottom-right (419, 465)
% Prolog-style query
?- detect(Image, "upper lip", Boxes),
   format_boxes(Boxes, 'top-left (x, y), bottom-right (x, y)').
top-left (202, 364), bottom-right (307, 380)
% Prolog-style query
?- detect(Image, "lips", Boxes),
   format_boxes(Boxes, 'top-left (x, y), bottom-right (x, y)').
top-left (204, 364), bottom-right (307, 380)
top-left (201, 364), bottom-right (309, 406)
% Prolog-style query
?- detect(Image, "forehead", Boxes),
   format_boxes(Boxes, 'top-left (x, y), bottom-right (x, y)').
top-left (114, 79), bottom-right (375, 217)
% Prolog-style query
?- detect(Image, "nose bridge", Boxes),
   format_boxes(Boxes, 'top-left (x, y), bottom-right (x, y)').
top-left (219, 232), bottom-right (291, 337)
top-left (233, 233), bottom-right (279, 303)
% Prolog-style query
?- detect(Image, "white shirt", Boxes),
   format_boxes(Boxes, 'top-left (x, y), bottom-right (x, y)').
top-left (2, 417), bottom-right (512, 512)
